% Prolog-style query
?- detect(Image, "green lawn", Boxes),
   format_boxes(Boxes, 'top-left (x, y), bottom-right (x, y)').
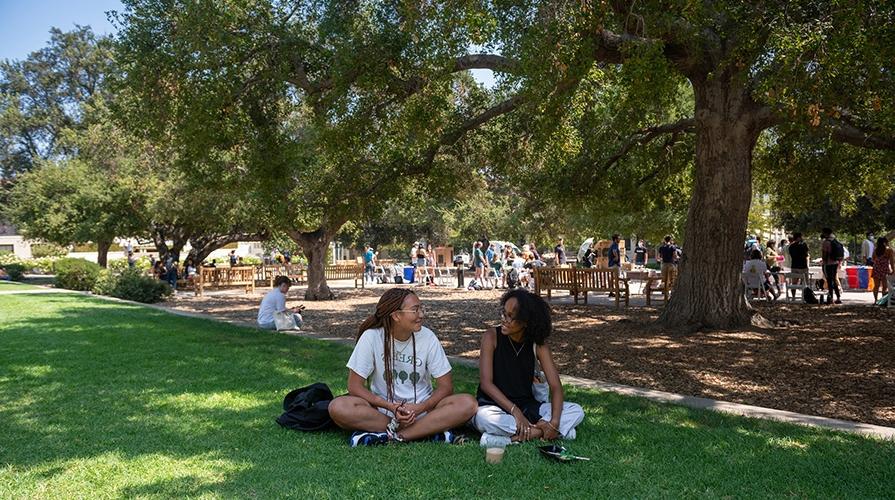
top-left (0, 281), bottom-right (41, 291)
top-left (1, 294), bottom-right (893, 498)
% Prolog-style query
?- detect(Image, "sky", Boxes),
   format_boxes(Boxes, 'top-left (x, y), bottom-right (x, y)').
top-left (0, 0), bottom-right (495, 86)
top-left (0, 0), bottom-right (123, 61)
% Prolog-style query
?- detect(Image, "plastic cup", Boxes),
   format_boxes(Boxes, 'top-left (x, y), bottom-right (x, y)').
top-left (485, 447), bottom-right (505, 464)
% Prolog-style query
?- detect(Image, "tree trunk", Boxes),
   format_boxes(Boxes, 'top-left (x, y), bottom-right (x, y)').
top-left (659, 75), bottom-right (768, 331)
top-left (289, 222), bottom-right (345, 300)
top-left (187, 231), bottom-right (266, 265)
top-left (151, 225), bottom-right (188, 262)
top-left (97, 239), bottom-right (111, 268)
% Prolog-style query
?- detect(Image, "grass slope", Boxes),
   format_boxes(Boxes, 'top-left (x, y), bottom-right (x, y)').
top-left (0, 282), bottom-right (41, 291)
top-left (1, 294), bottom-right (893, 498)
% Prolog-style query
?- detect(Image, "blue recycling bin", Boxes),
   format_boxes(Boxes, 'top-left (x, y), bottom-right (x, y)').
top-left (857, 266), bottom-right (870, 289)
top-left (403, 265), bottom-right (415, 284)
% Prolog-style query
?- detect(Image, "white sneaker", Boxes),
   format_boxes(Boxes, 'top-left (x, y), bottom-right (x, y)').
top-left (479, 433), bottom-right (511, 448)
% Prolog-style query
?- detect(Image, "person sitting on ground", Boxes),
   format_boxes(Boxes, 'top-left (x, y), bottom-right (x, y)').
top-left (327, 288), bottom-right (477, 446)
top-left (473, 289), bottom-right (584, 447)
top-left (872, 237), bottom-right (894, 302)
top-left (0, 268), bottom-right (10, 281)
top-left (152, 260), bottom-right (166, 280)
top-left (257, 276), bottom-right (305, 330)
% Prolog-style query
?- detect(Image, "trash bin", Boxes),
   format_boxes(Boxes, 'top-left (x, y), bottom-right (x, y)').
top-left (857, 267), bottom-right (870, 289)
top-left (846, 267), bottom-right (859, 289)
top-left (403, 265), bottom-right (415, 284)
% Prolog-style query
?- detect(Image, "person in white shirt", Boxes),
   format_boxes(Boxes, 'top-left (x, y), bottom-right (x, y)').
top-left (862, 234), bottom-right (875, 266)
top-left (327, 288), bottom-right (477, 446)
top-left (257, 276), bottom-right (304, 330)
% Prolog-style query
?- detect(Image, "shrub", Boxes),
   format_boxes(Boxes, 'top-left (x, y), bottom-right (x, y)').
top-left (239, 255), bottom-right (262, 265)
top-left (107, 256), bottom-right (152, 273)
top-left (54, 258), bottom-right (102, 291)
top-left (2, 264), bottom-right (25, 281)
top-left (93, 268), bottom-right (171, 303)
top-left (30, 243), bottom-right (69, 258)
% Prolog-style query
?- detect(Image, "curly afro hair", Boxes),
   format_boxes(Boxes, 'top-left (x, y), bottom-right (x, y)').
top-left (501, 288), bottom-right (552, 345)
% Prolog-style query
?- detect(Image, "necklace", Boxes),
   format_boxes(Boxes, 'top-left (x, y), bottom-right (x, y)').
top-left (392, 335), bottom-right (413, 356)
top-left (508, 336), bottom-right (525, 357)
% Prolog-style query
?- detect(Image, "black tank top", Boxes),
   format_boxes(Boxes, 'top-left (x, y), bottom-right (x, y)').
top-left (476, 326), bottom-right (541, 423)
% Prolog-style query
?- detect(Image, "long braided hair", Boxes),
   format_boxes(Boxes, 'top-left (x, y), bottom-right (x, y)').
top-left (356, 288), bottom-right (418, 403)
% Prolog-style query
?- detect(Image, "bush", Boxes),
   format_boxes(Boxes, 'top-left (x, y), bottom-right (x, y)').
top-left (107, 256), bottom-right (152, 273)
top-left (2, 264), bottom-right (25, 281)
top-left (54, 258), bottom-right (102, 291)
top-left (30, 243), bottom-right (69, 258)
top-left (239, 255), bottom-right (262, 265)
top-left (92, 268), bottom-right (172, 303)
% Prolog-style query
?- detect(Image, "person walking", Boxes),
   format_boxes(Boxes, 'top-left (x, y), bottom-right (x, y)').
top-left (871, 237), bottom-right (894, 302)
top-left (787, 233), bottom-right (810, 299)
top-left (821, 228), bottom-right (844, 304)
top-left (364, 246), bottom-right (377, 284)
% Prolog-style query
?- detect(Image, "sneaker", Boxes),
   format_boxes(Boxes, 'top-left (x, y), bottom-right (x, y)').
top-left (479, 433), bottom-right (512, 448)
top-left (349, 431), bottom-right (389, 447)
top-left (430, 430), bottom-right (467, 444)
top-left (834, 299), bottom-right (842, 304)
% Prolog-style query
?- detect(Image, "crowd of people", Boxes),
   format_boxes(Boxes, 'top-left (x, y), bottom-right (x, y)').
top-left (742, 230), bottom-right (894, 304)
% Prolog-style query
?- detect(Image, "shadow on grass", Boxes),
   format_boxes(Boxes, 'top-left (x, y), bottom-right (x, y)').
top-left (1, 293), bottom-right (893, 497)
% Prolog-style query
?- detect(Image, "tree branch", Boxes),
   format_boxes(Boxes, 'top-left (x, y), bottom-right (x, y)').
top-left (825, 118), bottom-right (895, 150)
top-left (453, 54), bottom-right (519, 73)
top-left (602, 118), bottom-right (696, 171)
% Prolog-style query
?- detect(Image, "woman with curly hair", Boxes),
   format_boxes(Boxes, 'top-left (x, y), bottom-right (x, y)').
top-left (473, 289), bottom-right (584, 447)
top-left (328, 288), bottom-right (477, 446)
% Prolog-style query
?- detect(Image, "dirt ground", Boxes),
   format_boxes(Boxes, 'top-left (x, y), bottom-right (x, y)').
top-left (166, 284), bottom-right (895, 428)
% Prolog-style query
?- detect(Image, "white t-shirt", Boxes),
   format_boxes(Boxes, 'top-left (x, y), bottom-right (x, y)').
top-left (257, 288), bottom-right (287, 324)
top-left (347, 326), bottom-right (451, 408)
top-left (862, 239), bottom-right (875, 261)
top-left (742, 259), bottom-right (768, 289)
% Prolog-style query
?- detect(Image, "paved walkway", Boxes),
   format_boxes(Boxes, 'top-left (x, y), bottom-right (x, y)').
top-left (4, 283), bottom-right (893, 440)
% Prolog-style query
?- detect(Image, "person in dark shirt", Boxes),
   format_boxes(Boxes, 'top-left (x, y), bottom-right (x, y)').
top-left (582, 242), bottom-right (595, 268)
top-left (553, 238), bottom-right (566, 266)
top-left (473, 289), bottom-right (584, 447)
top-left (608, 234), bottom-right (621, 269)
top-left (658, 235), bottom-right (679, 287)
top-left (634, 239), bottom-right (647, 266)
top-left (786, 232), bottom-right (810, 299)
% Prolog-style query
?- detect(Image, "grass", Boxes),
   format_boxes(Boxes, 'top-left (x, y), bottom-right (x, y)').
top-left (1, 293), bottom-right (893, 498)
top-left (0, 281), bottom-right (41, 291)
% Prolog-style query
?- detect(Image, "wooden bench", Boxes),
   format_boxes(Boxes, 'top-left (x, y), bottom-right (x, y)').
top-left (644, 277), bottom-right (671, 306)
top-left (258, 264), bottom-right (307, 287)
top-left (533, 267), bottom-right (629, 307)
top-left (257, 263), bottom-right (365, 289)
top-left (323, 263), bottom-right (365, 289)
top-left (188, 266), bottom-right (256, 296)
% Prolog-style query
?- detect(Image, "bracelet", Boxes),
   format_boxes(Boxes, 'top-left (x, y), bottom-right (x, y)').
top-left (546, 421), bottom-right (560, 433)
top-left (508, 404), bottom-right (516, 415)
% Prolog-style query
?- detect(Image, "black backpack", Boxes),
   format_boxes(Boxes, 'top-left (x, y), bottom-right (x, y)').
top-left (276, 382), bottom-right (335, 432)
top-left (803, 287), bottom-right (818, 304)
top-left (830, 239), bottom-right (845, 261)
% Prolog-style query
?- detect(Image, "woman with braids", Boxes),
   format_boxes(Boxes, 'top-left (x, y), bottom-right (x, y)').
top-left (328, 288), bottom-right (477, 446)
top-left (473, 289), bottom-right (584, 447)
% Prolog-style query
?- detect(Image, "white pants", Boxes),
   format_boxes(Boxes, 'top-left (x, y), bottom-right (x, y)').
top-left (473, 402), bottom-right (584, 439)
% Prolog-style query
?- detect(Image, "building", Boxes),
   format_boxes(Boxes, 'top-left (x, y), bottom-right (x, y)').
top-left (0, 223), bottom-right (32, 258)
